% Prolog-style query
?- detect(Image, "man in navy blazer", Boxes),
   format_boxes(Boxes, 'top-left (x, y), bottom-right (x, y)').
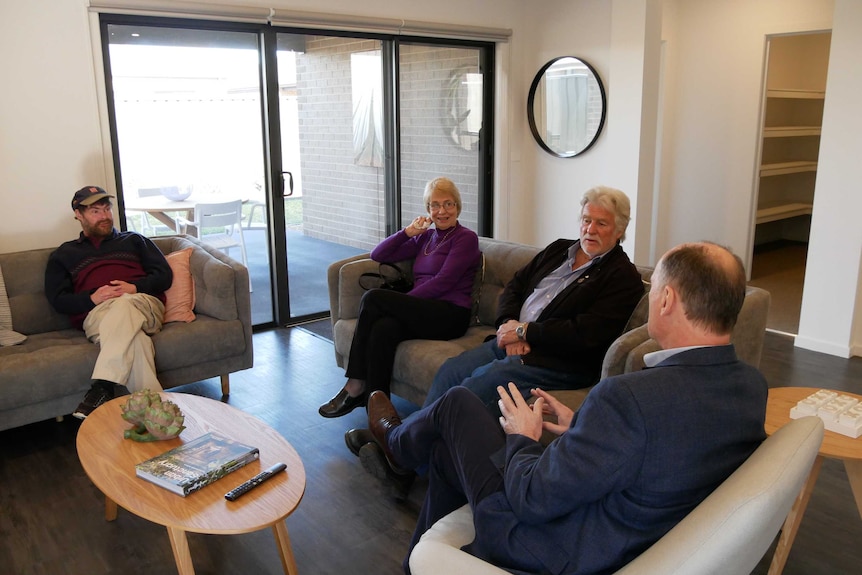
top-left (365, 242), bottom-right (768, 575)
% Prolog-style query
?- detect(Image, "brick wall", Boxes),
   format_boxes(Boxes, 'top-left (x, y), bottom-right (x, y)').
top-left (296, 37), bottom-right (482, 250)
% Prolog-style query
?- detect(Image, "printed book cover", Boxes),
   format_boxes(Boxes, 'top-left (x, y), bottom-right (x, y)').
top-left (135, 432), bottom-right (260, 497)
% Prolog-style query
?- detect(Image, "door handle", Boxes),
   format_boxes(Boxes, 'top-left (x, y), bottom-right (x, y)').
top-left (282, 171), bottom-right (294, 197)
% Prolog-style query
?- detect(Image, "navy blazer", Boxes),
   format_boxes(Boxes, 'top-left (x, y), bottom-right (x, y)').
top-left (495, 239), bottom-right (644, 382)
top-left (468, 345), bottom-right (768, 575)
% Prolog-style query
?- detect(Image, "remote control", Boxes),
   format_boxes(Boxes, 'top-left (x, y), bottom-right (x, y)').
top-left (225, 462), bottom-right (287, 501)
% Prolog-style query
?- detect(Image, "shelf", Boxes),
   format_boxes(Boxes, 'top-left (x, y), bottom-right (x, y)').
top-left (767, 89), bottom-right (825, 100)
top-left (763, 126), bottom-right (821, 138)
top-left (760, 161), bottom-right (818, 177)
top-left (756, 203), bottom-right (813, 224)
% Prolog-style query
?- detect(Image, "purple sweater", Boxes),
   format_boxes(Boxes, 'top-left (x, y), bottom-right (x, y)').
top-left (370, 222), bottom-right (480, 309)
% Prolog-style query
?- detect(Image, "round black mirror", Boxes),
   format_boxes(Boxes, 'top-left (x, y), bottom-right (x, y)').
top-left (527, 56), bottom-right (606, 158)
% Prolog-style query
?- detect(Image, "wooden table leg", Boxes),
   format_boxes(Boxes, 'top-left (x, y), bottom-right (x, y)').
top-left (844, 458), bottom-right (862, 520)
top-left (272, 520), bottom-right (299, 575)
top-left (105, 495), bottom-right (118, 521)
top-left (166, 526), bottom-right (196, 575)
top-left (767, 455), bottom-right (824, 575)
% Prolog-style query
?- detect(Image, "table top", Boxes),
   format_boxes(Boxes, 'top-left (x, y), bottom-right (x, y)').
top-left (123, 195), bottom-right (245, 212)
top-left (76, 393), bottom-right (306, 535)
top-left (766, 386), bottom-right (862, 461)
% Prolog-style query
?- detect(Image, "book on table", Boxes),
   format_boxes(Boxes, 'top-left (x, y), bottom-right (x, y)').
top-left (135, 432), bottom-right (260, 496)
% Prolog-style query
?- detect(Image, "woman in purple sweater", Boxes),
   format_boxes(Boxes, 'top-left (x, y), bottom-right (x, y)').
top-left (319, 177), bottom-right (481, 418)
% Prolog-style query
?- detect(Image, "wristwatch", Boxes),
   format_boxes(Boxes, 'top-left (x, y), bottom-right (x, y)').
top-left (516, 322), bottom-right (527, 341)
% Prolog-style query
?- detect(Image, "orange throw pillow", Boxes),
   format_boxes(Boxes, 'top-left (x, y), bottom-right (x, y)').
top-left (163, 248), bottom-right (196, 323)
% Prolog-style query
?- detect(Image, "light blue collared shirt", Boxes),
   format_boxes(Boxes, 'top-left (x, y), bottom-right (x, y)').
top-left (519, 241), bottom-right (601, 323)
top-left (643, 345), bottom-right (712, 367)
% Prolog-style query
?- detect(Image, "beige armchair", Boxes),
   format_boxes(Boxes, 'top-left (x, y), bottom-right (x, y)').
top-left (409, 416), bottom-right (824, 575)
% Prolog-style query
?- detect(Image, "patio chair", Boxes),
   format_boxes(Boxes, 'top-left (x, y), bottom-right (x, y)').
top-left (177, 200), bottom-right (249, 273)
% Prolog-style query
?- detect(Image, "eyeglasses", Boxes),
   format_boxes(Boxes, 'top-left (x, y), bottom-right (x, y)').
top-left (429, 201), bottom-right (456, 211)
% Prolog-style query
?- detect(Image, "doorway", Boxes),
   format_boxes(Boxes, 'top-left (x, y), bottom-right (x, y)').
top-left (749, 31), bottom-right (831, 335)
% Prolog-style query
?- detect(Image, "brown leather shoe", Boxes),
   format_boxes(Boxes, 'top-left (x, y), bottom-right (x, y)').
top-left (366, 391), bottom-right (405, 471)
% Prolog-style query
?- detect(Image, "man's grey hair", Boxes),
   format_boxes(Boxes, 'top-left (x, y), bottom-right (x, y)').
top-left (580, 186), bottom-right (631, 242)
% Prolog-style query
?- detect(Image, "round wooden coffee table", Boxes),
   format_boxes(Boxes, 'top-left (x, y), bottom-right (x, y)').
top-left (76, 392), bottom-right (306, 575)
top-left (765, 386), bottom-right (862, 575)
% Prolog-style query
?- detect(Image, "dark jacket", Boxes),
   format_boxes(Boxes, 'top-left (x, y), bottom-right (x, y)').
top-left (495, 239), bottom-right (644, 381)
top-left (45, 229), bottom-right (172, 328)
top-left (469, 345), bottom-right (768, 575)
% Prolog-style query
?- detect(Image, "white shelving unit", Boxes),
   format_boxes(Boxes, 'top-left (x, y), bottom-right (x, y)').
top-left (755, 88), bottom-right (824, 232)
top-left (756, 202), bottom-right (813, 225)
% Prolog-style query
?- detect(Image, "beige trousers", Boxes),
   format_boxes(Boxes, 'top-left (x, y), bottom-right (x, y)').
top-left (83, 293), bottom-right (165, 392)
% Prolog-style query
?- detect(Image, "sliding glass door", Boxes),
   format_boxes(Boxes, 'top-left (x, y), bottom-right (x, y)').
top-left (101, 16), bottom-right (494, 328)
top-left (104, 23), bottom-right (278, 325)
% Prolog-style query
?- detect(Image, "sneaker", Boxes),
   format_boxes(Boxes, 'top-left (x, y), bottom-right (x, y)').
top-left (73, 381), bottom-right (115, 420)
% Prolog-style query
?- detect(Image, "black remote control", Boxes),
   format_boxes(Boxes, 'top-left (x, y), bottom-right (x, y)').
top-left (225, 462), bottom-right (287, 501)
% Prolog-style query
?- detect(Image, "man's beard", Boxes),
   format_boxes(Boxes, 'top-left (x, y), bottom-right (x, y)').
top-left (85, 219), bottom-right (114, 239)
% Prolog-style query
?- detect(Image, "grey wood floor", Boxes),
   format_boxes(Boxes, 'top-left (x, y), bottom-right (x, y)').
top-left (1, 326), bottom-right (860, 575)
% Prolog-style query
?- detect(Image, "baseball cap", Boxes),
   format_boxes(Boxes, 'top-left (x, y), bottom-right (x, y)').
top-left (72, 186), bottom-right (114, 210)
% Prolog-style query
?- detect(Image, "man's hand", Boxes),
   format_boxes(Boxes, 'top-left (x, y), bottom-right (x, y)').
top-left (497, 382), bottom-right (544, 441)
top-left (90, 280), bottom-right (137, 305)
top-left (496, 319), bottom-right (521, 348)
top-left (532, 388), bottom-right (575, 437)
top-left (504, 341), bottom-right (531, 356)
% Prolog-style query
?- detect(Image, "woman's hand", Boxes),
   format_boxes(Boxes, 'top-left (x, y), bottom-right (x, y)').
top-left (405, 216), bottom-right (432, 237)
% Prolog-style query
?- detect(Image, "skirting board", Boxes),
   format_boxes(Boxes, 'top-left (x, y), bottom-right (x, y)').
top-left (794, 335), bottom-right (855, 359)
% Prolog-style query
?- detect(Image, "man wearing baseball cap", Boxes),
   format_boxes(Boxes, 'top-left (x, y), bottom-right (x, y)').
top-left (44, 186), bottom-right (173, 418)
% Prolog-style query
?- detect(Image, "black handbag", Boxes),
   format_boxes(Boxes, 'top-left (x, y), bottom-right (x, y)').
top-left (358, 262), bottom-right (414, 293)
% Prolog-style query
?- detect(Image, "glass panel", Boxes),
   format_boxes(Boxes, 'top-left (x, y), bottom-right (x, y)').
top-left (399, 44), bottom-right (483, 231)
top-left (277, 34), bottom-right (377, 318)
top-left (105, 24), bottom-right (275, 324)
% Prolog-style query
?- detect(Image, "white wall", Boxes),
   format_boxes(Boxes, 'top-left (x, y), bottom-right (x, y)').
top-left (655, 0), bottom-right (862, 357)
top-left (0, 0), bottom-right (108, 252)
top-left (514, 0), bottom-right (615, 247)
top-left (796, 0), bottom-right (862, 357)
top-left (656, 0), bottom-right (834, 262)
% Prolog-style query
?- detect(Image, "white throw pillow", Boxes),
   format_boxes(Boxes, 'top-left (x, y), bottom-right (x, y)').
top-left (0, 263), bottom-right (26, 346)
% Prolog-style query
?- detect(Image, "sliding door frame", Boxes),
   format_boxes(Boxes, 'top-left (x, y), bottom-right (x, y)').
top-left (98, 13), bottom-right (496, 328)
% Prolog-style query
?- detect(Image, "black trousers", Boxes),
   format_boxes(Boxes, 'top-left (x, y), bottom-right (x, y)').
top-left (388, 386), bottom-right (506, 573)
top-left (345, 289), bottom-right (471, 395)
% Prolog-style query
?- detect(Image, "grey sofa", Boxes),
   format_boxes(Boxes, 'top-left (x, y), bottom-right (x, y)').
top-left (328, 237), bottom-right (770, 408)
top-left (328, 237), bottom-right (653, 407)
top-left (0, 235), bottom-right (253, 432)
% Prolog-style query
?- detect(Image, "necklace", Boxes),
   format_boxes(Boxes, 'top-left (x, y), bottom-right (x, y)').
top-left (423, 226), bottom-right (458, 256)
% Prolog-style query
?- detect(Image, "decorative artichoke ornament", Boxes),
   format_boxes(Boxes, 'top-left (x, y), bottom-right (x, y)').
top-left (121, 390), bottom-right (186, 442)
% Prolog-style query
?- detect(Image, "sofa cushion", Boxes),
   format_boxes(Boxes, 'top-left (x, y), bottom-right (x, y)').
top-left (154, 236), bottom-right (241, 322)
top-left (1, 263), bottom-right (26, 346)
top-left (163, 247), bottom-right (196, 323)
top-left (475, 239), bottom-right (540, 326)
top-left (0, 330), bottom-right (96, 411)
top-left (0, 248), bottom-right (72, 335)
top-left (153, 315), bottom-right (246, 371)
top-left (392, 325), bottom-right (496, 387)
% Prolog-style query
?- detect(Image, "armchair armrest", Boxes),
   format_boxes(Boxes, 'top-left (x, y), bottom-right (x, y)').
top-left (327, 254), bottom-right (372, 324)
top-left (601, 324), bottom-right (660, 379)
top-left (409, 505), bottom-right (508, 575)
